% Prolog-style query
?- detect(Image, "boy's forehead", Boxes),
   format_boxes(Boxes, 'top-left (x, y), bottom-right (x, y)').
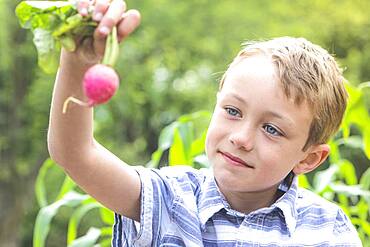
top-left (227, 55), bottom-right (277, 82)
top-left (224, 55), bottom-right (277, 91)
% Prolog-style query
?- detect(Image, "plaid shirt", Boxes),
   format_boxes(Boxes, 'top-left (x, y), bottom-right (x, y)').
top-left (112, 166), bottom-right (362, 247)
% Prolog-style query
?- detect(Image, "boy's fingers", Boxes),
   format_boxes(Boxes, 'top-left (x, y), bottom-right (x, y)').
top-left (117, 9), bottom-right (141, 42)
top-left (93, 0), bottom-right (110, 21)
top-left (95, 0), bottom-right (126, 38)
top-left (77, 0), bottom-right (91, 16)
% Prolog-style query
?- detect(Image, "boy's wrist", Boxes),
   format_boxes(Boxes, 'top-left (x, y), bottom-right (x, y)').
top-left (60, 48), bottom-right (98, 72)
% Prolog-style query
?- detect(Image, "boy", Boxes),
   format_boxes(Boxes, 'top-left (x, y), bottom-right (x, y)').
top-left (47, 0), bottom-right (362, 246)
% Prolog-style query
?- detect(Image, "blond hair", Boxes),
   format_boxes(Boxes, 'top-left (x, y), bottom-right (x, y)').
top-left (219, 37), bottom-right (348, 150)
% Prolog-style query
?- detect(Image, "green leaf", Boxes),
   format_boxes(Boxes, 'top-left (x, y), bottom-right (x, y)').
top-left (328, 140), bottom-right (341, 163)
top-left (99, 207), bottom-right (114, 225)
top-left (15, 1), bottom-right (75, 30)
top-left (330, 183), bottom-right (370, 199)
top-left (336, 135), bottom-right (363, 150)
top-left (52, 13), bottom-right (83, 37)
top-left (313, 165), bottom-right (339, 193)
top-left (35, 158), bottom-right (55, 207)
top-left (158, 122), bottom-right (177, 150)
top-left (360, 167), bottom-right (370, 190)
top-left (59, 34), bottom-right (76, 51)
top-left (56, 175), bottom-right (76, 201)
top-left (147, 149), bottom-right (164, 168)
top-left (338, 159), bottom-right (358, 185)
top-left (363, 128), bottom-right (370, 159)
top-left (68, 227), bottom-right (101, 247)
top-left (33, 191), bottom-right (90, 247)
top-left (190, 131), bottom-right (207, 157)
top-left (193, 154), bottom-right (210, 168)
top-left (33, 28), bottom-right (60, 73)
top-left (177, 122), bottom-right (194, 161)
top-left (67, 202), bottom-right (100, 244)
top-left (169, 127), bottom-right (189, 165)
top-left (298, 174), bottom-right (311, 189)
top-left (169, 122), bottom-right (194, 165)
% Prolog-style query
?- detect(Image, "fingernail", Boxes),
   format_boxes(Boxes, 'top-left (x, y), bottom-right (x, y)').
top-left (80, 8), bottom-right (88, 16)
top-left (94, 12), bottom-right (103, 21)
top-left (99, 26), bottom-right (110, 35)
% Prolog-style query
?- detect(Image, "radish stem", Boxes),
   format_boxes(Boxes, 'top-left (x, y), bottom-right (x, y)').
top-left (102, 26), bottom-right (119, 67)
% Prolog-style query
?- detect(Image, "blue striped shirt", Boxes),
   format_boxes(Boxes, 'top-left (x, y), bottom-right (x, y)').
top-left (112, 166), bottom-right (362, 246)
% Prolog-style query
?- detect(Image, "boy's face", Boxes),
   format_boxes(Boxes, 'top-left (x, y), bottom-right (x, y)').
top-left (206, 55), bottom-right (315, 197)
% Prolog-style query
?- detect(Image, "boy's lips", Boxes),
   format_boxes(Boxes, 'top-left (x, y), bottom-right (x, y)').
top-left (219, 151), bottom-right (254, 169)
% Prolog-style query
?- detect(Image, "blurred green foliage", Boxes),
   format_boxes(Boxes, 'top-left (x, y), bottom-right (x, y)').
top-left (1, 0), bottom-right (369, 246)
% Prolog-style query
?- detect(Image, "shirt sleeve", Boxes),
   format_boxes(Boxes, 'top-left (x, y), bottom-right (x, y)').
top-left (111, 166), bottom-right (180, 247)
top-left (331, 208), bottom-right (363, 247)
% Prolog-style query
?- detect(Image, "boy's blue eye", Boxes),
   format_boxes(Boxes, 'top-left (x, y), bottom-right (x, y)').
top-left (264, 124), bottom-right (282, 136)
top-left (225, 107), bottom-right (241, 117)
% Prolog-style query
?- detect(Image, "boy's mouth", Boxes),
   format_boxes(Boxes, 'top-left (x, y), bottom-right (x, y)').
top-left (219, 151), bottom-right (254, 169)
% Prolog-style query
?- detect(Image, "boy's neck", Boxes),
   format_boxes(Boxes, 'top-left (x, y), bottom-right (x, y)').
top-left (219, 184), bottom-right (283, 214)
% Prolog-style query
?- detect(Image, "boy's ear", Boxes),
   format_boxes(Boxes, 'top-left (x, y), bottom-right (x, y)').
top-left (293, 144), bottom-right (330, 175)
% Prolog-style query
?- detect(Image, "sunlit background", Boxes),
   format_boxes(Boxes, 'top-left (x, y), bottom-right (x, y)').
top-left (1, 0), bottom-right (369, 246)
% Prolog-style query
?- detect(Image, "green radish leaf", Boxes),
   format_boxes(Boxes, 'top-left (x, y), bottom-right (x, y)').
top-left (15, 0), bottom-right (97, 73)
top-left (52, 13), bottom-right (83, 37)
top-left (59, 34), bottom-right (76, 52)
top-left (33, 191), bottom-right (89, 247)
top-left (33, 28), bottom-right (60, 73)
top-left (108, 26), bottom-right (119, 67)
top-left (20, 1), bottom-right (73, 10)
top-left (67, 202), bottom-right (100, 244)
top-left (68, 227), bottom-right (101, 247)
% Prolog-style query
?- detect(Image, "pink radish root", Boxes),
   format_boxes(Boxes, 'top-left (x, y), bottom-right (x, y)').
top-left (62, 64), bottom-right (119, 114)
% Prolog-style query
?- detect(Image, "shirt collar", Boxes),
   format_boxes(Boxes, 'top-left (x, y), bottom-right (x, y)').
top-left (198, 173), bottom-right (225, 230)
top-left (274, 174), bottom-right (299, 235)
top-left (198, 172), bottom-right (299, 235)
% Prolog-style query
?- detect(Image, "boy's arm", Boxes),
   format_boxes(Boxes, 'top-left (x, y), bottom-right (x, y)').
top-left (47, 0), bottom-right (142, 221)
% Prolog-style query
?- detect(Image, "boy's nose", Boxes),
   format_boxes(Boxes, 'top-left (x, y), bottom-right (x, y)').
top-left (228, 127), bottom-right (255, 151)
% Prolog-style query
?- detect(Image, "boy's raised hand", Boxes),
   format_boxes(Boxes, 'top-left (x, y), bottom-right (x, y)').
top-left (73, 0), bottom-right (141, 64)
top-left (49, 0), bottom-right (142, 221)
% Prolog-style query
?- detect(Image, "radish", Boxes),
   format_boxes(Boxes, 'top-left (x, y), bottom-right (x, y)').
top-left (63, 26), bottom-right (120, 113)
top-left (83, 64), bottom-right (119, 106)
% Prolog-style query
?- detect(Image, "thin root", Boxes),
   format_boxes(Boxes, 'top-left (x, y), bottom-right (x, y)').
top-left (62, 96), bottom-right (89, 114)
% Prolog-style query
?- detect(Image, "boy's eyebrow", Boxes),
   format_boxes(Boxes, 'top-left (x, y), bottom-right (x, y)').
top-left (227, 92), bottom-right (247, 105)
top-left (264, 111), bottom-right (295, 127)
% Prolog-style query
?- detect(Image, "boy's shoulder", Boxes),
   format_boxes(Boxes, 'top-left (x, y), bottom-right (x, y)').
top-left (140, 165), bottom-right (211, 195)
top-left (296, 186), bottom-right (357, 234)
top-left (296, 187), bottom-right (344, 214)
top-left (151, 165), bottom-right (210, 183)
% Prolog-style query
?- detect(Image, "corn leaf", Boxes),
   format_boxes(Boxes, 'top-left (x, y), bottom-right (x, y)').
top-left (33, 191), bottom-right (89, 247)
